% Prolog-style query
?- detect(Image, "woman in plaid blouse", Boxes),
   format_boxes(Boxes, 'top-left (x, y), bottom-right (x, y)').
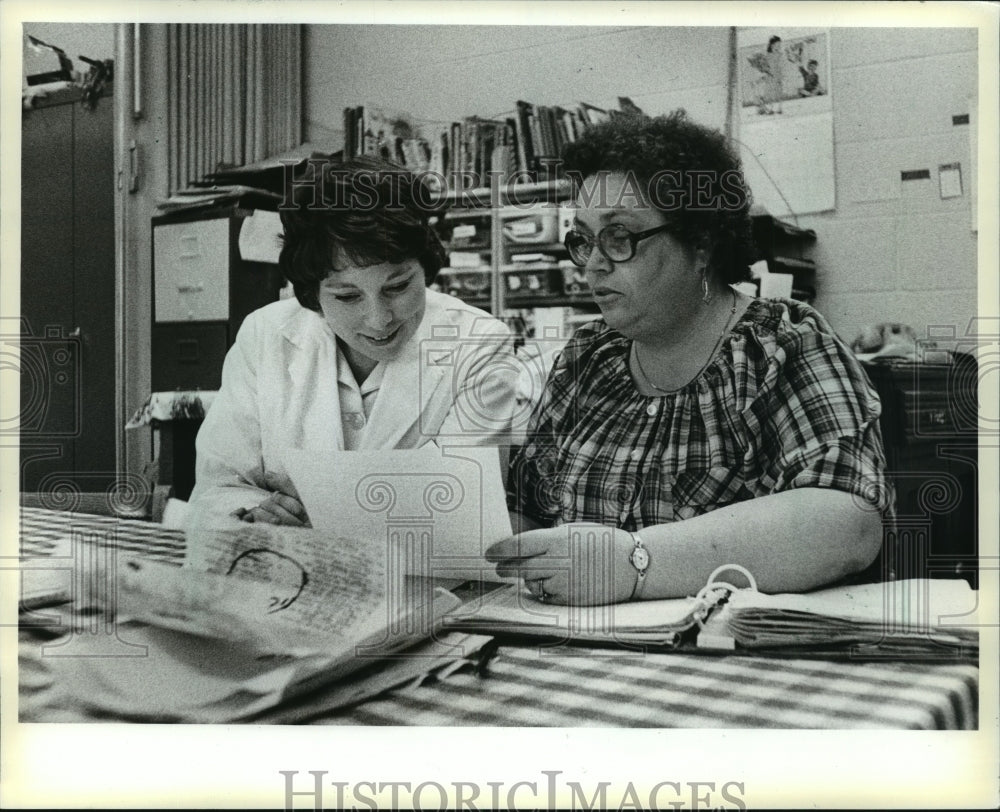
top-left (488, 112), bottom-right (891, 605)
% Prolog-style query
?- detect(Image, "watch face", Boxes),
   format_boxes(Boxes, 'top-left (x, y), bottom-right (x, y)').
top-left (630, 547), bottom-right (650, 571)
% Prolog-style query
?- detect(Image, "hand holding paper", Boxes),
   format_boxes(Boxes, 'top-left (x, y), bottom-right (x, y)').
top-left (287, 445), bottom-right (515, 582)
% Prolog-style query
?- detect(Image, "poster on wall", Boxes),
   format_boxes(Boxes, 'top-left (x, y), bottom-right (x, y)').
top-left (736, 28), bottom-right (835, 217)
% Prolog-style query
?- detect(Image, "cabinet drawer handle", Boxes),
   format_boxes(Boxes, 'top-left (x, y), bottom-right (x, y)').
top-left (176, 284), bottom-right (204, 293)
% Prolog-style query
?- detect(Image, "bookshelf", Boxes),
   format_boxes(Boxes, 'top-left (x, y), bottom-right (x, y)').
top-left (428, 180), bottom-right (599, 346)
top-left (340, 100), bottom-right (822, 335)
top-left (339, 99), bottom-right (634, 341)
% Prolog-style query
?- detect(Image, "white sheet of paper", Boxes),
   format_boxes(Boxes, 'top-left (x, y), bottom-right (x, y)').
top-left (288, 445), bottom-right (513, 582)
top-left (740, 112), bottom-right (836, 216)
top-left (237, 210), bottom-right (284, 263)
top-left (939, 163), bottom-right (963, 199)
top-left (758, 271), bottom-right (794, 299)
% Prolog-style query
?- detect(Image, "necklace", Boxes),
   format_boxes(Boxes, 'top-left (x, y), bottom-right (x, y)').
top-left (632, 288), bottom-right (738, 395)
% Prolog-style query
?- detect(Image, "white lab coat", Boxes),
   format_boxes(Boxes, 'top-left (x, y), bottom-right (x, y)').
top-left (186, 290), bottom-right (517, 526)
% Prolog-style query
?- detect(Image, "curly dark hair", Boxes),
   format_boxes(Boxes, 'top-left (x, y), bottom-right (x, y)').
top-left (560, 110), bottom-right (757, 285)
top-left (278, 155), bottom-right (446, 312)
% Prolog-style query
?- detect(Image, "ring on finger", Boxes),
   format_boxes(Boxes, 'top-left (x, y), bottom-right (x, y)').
top-left (530, 579), bottom-right (551, 602)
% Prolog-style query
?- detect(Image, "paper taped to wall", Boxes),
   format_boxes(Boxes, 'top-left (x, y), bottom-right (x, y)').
top-left (238, 210), bottom-right (284, 263)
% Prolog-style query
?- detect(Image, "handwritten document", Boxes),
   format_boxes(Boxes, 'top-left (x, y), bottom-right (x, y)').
top-left (179, 523), bottom-right (394, 650)
top-left (287, 445), bottom-right (515, 582)
top-left (42, 523), bottom-right (468, 722)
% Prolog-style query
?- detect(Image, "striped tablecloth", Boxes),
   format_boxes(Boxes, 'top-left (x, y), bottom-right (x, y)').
top-left (18, 506), bottom-right (186, 563)
top-left (328, 643), bottom-right (979, 729)
top-left (16, 507), bottom-right (980, 729)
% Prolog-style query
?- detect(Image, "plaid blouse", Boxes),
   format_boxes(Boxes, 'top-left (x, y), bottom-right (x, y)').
top-left (508, 298), bottom-right (893, 529)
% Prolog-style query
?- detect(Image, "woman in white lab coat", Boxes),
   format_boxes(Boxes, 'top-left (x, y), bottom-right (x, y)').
top-left (186, 156), bottom-right (517, 527)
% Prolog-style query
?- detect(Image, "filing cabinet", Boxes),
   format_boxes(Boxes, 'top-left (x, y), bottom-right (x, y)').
top-left (150, 204), bottom-right (284, 500)
top-left (151, 204), bottom-right (285, 391)
top-left (863, 356), bottom-right (979, 586)
top-left (153, 217), bottom-right (230, 323)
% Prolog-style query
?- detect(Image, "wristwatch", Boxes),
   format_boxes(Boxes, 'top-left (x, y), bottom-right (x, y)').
top-left (628, 532), bottom-right (650, 600)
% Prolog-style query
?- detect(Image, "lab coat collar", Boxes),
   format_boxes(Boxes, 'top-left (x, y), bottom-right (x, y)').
top-left (277, 298), bottom-right (452, 451)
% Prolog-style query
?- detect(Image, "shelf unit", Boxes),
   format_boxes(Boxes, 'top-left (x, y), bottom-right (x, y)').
top-left (750, 214), bottom-right (818, 303)
top-left (434, 191), bottom-right (823, 319)
top-left (431, 180), bottom-right (598, 328)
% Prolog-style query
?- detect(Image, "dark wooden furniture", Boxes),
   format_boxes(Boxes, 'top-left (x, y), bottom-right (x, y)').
top-left (19, 85), bottom-right (116, 493)
top-left (751, 213), bottom-right (817, 303)
top-left (864, 355), bottom-right (979, 586)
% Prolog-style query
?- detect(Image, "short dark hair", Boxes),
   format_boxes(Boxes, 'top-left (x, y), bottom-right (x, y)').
top-left (560, 110), bottom-right (756, 285)
top-left (278, 155), bottom-right (446, 312)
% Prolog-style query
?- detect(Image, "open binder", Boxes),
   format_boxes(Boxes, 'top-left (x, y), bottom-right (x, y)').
top-left (447, 565), bottom-right (980, 661)
top-left (701, 573), bottom-right (979, 660)
top-left (443, 578), bottom-right (723, 649)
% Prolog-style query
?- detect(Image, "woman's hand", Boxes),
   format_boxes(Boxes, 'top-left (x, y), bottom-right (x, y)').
top-left (485, 524), bottom-right (638, 605)
top-left (236, 493), bottom-right (311, 527)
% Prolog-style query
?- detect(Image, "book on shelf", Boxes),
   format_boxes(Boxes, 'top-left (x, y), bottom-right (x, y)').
top-left (510, 99), bottom-right (621, 183)
top-left (344, 104), bottom-right (431, 172)
top-left (512, 102), bottom-right (533, 181)
top-left (528, 111), bottom-right (544, 171)
top-left (577, 101), bottom-right (611, 126)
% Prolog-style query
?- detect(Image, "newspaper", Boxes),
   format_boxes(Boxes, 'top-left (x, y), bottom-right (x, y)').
top-left (37, 523), bottom-right (468, 722)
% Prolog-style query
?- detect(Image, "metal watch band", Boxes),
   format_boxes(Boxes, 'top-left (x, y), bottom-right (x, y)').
top-left (628, 531), bottom-right (650, 601)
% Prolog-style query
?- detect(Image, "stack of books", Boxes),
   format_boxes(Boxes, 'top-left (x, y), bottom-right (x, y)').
top-left (343, 106), bottom-right (431, 172)
top-left (341, 97), bottom-right (642, 193)
top-left (512, 100), bottom-right (613, 182)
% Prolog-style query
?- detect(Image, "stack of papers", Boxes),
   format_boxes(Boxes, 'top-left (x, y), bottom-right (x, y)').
top-left (23, 522), bottom-right (480, 722)
top-left (156, 184), bottom-right (282, 213)
top-left (444, 584), bottom-right (723, 649)
top-left (712, 579), bottom-right (979, 659)
top-left (41, 615), bottom-right (486, 724)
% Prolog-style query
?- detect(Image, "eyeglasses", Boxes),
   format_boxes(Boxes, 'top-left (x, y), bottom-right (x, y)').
top-left (563, 223), bottom-right (672, 268)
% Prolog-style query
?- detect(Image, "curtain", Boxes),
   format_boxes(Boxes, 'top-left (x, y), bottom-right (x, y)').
top-left (166, 24), bottom-right (302, 192)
